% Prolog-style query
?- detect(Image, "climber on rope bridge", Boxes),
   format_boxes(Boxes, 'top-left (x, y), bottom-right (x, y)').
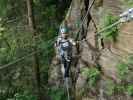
top-left (55, 26), bottom-right (77, 79)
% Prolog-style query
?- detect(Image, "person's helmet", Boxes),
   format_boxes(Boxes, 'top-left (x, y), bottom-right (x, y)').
top-left (60, 27), bottom-right (69, 34)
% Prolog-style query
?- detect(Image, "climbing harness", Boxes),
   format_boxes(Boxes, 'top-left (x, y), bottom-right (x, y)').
top-left (58, 39), bottom-right (73, 61)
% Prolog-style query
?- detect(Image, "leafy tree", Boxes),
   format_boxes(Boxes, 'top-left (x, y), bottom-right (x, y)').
top-left (0, 0), bottom-right (71, 99)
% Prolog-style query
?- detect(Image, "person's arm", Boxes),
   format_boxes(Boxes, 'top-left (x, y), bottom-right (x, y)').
top-left (54, 37), bottom-right (61, 47)
top-left (69, 38), bottom-right (80, 47)
top-left (69, 38), bottom-right (76, 46)
top-left (54, 37), bottom-right (61, 59)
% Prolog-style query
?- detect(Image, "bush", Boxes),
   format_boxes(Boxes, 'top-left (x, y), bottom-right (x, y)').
top-left (117, 62), bottom-right (129, 80)
top-left (81, 67), bottom-right (100, 87)
top-left (105, 79), bottom-right (115, 96)
top-left (121, 0), bottom-right (133, 7)
top-left (7, 92), bottom-right (37, 100)
top-left (127, 85), bottom-right (133, 96)
top-left (127, 55), bottom-right (133, 66)
top-left (115, 55), bottom-right (133, 95)
top-left (114, 84), bottom-right (125, 94)
top-left (99, 13), bottom-right (119, 42)
top-left (48, 87), bottom-right (67, 100)
top-left (117, 55), bottom-right (133, 81)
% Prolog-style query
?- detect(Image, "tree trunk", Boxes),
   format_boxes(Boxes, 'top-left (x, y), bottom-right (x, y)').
top-left (26, 0), bottom-right (42, 99)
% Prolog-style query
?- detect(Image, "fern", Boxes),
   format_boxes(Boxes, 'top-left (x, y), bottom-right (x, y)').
top-left (100, 14), bottom-right (119, 42)
top-left (127, 85), bottom-right (133, 96)
top-left (81, 67), bottom-right (100, 87)
top-left (117, 62), bottom-right (129, 80)
top-left (105, 80), bottom-right (115, 96)
top-left (48, 87), bottom-right (67, 100)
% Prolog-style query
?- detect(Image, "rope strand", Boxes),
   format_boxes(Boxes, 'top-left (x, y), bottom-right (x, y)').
top-left (0, 37), bottom-right (56, 70)
top-left (75, 0), bottom-right (96, 40)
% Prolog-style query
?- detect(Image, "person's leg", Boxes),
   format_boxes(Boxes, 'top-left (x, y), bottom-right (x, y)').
top-left (65, 60), bottom-right (71, 78)
top-left (61, 64), bottom-right (65, 77)
top-left (61, 56), bottom-right (66, 77)
top-left (64, 60), bottom-right (68, 78)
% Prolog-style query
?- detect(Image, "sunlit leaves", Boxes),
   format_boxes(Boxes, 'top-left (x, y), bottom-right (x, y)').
top-left (81, 67), bottom-right (100, 87)
top-left (7, 92), bottom-right (37, 100)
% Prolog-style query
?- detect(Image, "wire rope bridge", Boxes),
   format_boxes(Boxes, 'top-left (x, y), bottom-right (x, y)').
top-left (0, 2), bottom-right (133, 99)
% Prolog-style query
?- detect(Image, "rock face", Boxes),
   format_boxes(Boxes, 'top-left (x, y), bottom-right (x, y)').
top-left (49, 0), bottom-right (133, 99)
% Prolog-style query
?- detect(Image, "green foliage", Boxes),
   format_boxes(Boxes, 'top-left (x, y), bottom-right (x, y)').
top-left (121, 0), bottom-right (133, 7)
top-left (117, 55), bottom-right (133, 81)
top-left (105, 81), bottom-right (133, 96)
top-left (94, 0), bottom-right (103, 8)
top-left (115, 55), bottom-right (133, 96)
top-left (127, 85), bottom-right (133, 96)
top-left (0, 87), bottom-right (22, 100)
top-left (0, 0), bottom-right (70, 99)
top-left (117, 62), bottom-right (129, 80)
top-left (81, 67), bottom-right (100, 87)
top-left (0, 24), bottom-right (12, 64)
top-left (48, 87), bottom-right (67, 100)
top-left (114, 84), bottom-right (125, 94)
top-left (127, 55), bottom-right (133, 66)
top-left (6, 92), bottom-right (37, 100)
top-left (105, 79), bottom-right (115, 96)
top-left (0, 1), bottom-right (72, 100)
top-left (100, 13), bottom-right (119, 42)
top-left (0, 0), bottom-right (8, 17)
